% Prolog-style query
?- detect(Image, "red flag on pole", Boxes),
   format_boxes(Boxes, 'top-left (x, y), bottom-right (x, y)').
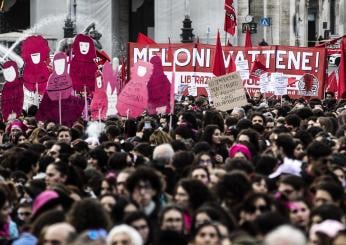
top-left (250, 57), bottom-right (267, 80)
top-left (245, 26), bottom-right (252, 47)
top-left (212, 31), bottom-right (226, 76)
top-left (338, 37), bottom-right (346, 98)
top-left (136, 32), bottom-right (157, 45)
top-left (227, 55), bottom-right (236, 73)
top-left (224, 0), bottom-right (237, 36)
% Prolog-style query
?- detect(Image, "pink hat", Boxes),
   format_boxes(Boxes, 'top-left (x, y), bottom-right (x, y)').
top-left (229, 144), bottom-right (252, 160)
top-left (8, 120), bottom-right (27, 133)
top-left (32, 190), bottom-right (59, 216)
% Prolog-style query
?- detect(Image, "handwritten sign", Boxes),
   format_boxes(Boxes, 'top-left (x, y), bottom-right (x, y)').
top-left (117, 60), bottom-right (153, 118)
top-left (274, 76), bottom-right (288, 96)
top-left (207, 72), bottom-right (247, 111)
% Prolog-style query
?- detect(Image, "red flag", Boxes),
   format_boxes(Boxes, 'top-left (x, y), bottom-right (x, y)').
top-left (136, 32), bottom-right (157, 45)
top-left (227, 55), bottom-right (236, 73)
top-left (168, 38), bottom-right (175, 114)
top-left (212, 31), bottom-right (226, 76)
top-left (224, 0), bottom-right (237, 36)
top-left (245, 26), bottom-right (252, 47)
top-left (326, 70), bottom-right (338, 93)
top-left (121, 55), bottom-right (127, 90)
top-left (338, 37), bottom-right (346, 98)
top-left (250, 57), bottom-right (267, 80)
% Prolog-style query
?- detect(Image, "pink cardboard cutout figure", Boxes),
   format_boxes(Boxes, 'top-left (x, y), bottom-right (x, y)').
top-left (70, 34), bottom-right (97, 93)
top-left (117, 60), bottom-right (153, 118)
top-left (1, 61), bottom-right (24, 121)
top-left (36, 94), bottom-right (84, 127)
top-left (90, 70), bottom-right (108, 120)
top-left (103, 60), bottom-right (119, 117)
top-left (103, 60), bottom-right (119, 94)
top-left (46, 52), bottom-right (73, 100)
top-left (21, 35), bottom-right (50, 95)
top-left (147, 56), bottom-right (171, 114)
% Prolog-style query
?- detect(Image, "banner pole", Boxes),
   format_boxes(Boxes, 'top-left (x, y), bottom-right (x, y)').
top-left (84, 85), bottom-right (88, 121)
top-left (59, 92), bottom-right (62, 125)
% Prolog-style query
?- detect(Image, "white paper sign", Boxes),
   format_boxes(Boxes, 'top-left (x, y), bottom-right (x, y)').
top-left (23, 87), bottom-right (42, 111)
top-left (269, 73), bottom-right (283, 92)
top-left (106, 83), bottom-right (118, 116)
top-left (236, 60), bottom-right (249, 71)
top-left (188, 81), bottom-right (197, 96)
top-left (238, 70), bottom-right (250, 80)
top-left (260, 73), bottom-right (269, 93)
top-left (274, 76), bottom-right (288, 96)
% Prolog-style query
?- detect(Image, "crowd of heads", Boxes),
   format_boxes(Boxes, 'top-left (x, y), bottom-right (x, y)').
top-left (0, 90), bottom-right (346, 245)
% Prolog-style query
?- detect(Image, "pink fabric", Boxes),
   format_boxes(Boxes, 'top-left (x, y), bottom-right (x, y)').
top-left (21, 35), bottom-right (50, 94)
top-left (117, 60), bottom-right (153, 118)
top-left (147, 56), bottom-right (171, 114)
top-left (46, 52), bottom-right (73, 100)
top-left (1, 61), bottom-right (24, 121)
top-left (103, 61), bottom-right (119, 94)
top-left (229, 143), bottom-right (252, 160)
top-left (8, 120), bottom-right (27, 133)
top-left (90, 70), bottom-right (108, 120)
top-left (32, 190), bottom-right (59, 216)
top-left (70, 34), bottom-right (97, 93)
top-left (36, 94), bottom-right (84, 127)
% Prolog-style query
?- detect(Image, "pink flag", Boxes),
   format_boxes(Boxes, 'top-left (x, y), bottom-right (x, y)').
top-left (21, 35), bottom-right (50, 95)
top-left (338, 37), bottom-right (346, 98)
top-left (90, 70), bottom-right (108, 120)
top-left (227, 55), bottom-right (236, 73)
top-left (70, 34), bottom-right (97, 93)
top-left (147, 56), bottom-right (171, 115)
top-left (1, 61), bottom-right (24, 121)
top-left (224, 0), bottom-right (237, 36)
top-left (137, 32), bottom-right (157, 45)
top-left (46, 52), bottom-right (73, 100)
top-left (250, 56), bottom-right (267, 81)
top-left (212, 31), bottom-right (226, 76)
top-left (117, 61), bottom-right (153, 118)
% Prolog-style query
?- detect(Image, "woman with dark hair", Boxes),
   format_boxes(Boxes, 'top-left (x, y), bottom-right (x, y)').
top-left (14, 132), bottom-right (28, 145)
top-left (191, 203), bottom-right (235, 235)
top-left (108, 152), bottom-right (134, 173)
top-left (202, 125), bottom-right (228, 164)
top-left (190, 166), bottom-right (210, 186)
top-left (45, 161), bottom-right (69, 189)
top-left (288, 198), bottom-right (311, 232)
top-left (124, 211), bottom-right (153, 245)
top-left (193, 152), bottom-right (215, 170)
top-left (190, 222), bottom-right (222, 245)
top-left (158, 205), bottom-right (185, 234)
top-left (111, 197), bottom-right (138, 224)
top-left (99, 193), bottom-right (117, 213)
top-left (67, 198), bottom-right (112, 233)
top-left (0, 186), bottom-right (18, 239)
top-left (88, 146), bottom-right (108, 172)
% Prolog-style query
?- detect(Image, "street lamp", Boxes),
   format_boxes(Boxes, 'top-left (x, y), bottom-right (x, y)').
top-left (181, 15), bottom-right (194, 43)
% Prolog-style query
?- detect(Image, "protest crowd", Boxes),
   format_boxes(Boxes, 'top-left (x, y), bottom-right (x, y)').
top-left (0, 88), bottom-right (345, 245)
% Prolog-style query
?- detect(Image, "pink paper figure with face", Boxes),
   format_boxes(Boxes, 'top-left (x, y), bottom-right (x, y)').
top-left (103, 60), bottom-right (119, 116)
top-left (90, 70), bottom-right (108, 120)
top-left (70, 34), bottom-right (97, 93)
top-left (46, 52), bottom-right (73, 100)
top-left (147, 56), bottom-right (171, 114)
top-left (117, 60), bottom-right (153, 118)
top-left (21, 35), bottom-right (50, 95)
top-left (1, 61), bottom-right (24, 121)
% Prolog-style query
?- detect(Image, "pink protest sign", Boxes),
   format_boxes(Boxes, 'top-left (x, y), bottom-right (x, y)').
top-left (1, 61), bottom-right (24, 121)
top-left (21, 35), bottom-right (50, 95)
top-left (116, 60), bottom-right (153, 118)
top-left (36, 94), bottom-right (84, 127)
top-left (70, 34), bottom-right (97, 93)
top-left (90, 71), bottom-right (108, 120)
top-left (103, 60), bottom-right (119, 94)
top-left (46, 52), bottom-right (73, 100)
top-left (147, 56), bottom-right (171, 114)
top-left (103, 60), bottom-right (119, 116)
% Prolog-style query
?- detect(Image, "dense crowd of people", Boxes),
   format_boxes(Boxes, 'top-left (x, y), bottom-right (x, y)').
top-left (0, 90), bottom-right (346, 245)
